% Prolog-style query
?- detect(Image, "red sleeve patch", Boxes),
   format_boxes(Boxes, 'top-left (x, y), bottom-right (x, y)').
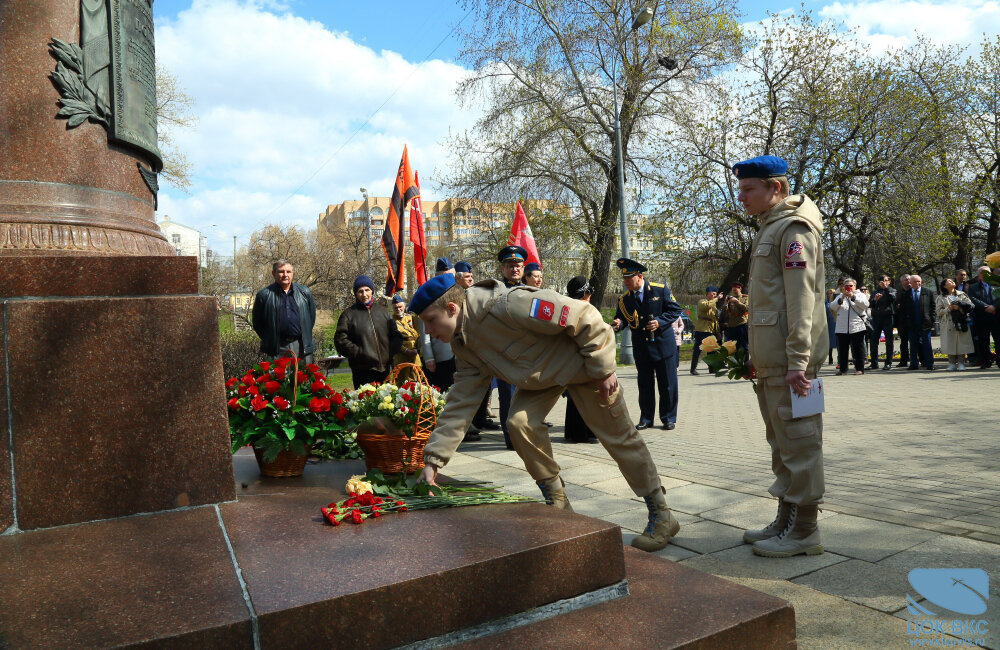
top-left (558, 305), bottom-right (570, 327)
top-left (785, 260), bottom-right (807, 269)
top-left (785, 241), bottom-right (804, 258)
top-left (529, 298), bottom-right (555, 321)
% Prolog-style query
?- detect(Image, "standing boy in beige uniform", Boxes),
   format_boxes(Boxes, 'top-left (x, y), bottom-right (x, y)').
top-left (735, 155), bottom-right (829, 558)
top-left (409, 273), bottom-right (680, 552)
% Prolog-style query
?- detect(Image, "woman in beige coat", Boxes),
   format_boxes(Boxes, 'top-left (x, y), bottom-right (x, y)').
top-left (936, 278), bottom-right (974, 371)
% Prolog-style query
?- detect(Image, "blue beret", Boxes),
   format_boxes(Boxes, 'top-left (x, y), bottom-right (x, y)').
top-left (706, 286), bottom-right (718, 293)
top-left (732, 155), bottom-right (788, 180)
top-left (524, 262), bottom-right (542, 274)
top-left (616, 257), bottom-right (647, 277)
top-left (353, 275), bottom-right (375, 292)
top-left (409, 274), bottom-right (457, 314)
top-left (498, 245), bottom-right (528, 263)
top-left (392, 294), bottom-right (404, 304)
top-left (454, 261), bottom-right (472, 274)
top-left (435, 257), bottom-right (453, 272)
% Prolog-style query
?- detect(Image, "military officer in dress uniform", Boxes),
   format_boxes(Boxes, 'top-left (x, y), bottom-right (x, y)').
top-left (611, 259), bottom-right (683, 430)
top-left (412, 273), bottom-right (681, 552)
top-left (494, 245), bottom-right (529, 449)
top-left (736, 155), bottom-right (828, 558)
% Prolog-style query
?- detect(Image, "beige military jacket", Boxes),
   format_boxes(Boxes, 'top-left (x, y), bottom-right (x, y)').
top-left (747, 194), bottom-right (830, 379)
top-left (422, 280), bottom-right (617, 469)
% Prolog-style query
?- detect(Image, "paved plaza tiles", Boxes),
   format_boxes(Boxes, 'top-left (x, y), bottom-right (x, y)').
top-left (445, 364), bottom-right (1000, 649)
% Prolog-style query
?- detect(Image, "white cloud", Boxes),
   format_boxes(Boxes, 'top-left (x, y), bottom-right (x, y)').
top-left (819, 0), bottom-right (1000, 51)
top-left (153, 0), bottom-right (476, 252)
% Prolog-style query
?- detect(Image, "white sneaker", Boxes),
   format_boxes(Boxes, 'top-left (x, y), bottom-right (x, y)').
top-left (957, 363), bottom-right (966, 371)
top-left (946, 364), bottom-right (956, 371)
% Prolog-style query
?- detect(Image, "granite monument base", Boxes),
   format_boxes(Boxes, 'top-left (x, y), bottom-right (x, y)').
top-left (0, 452), bottom-right (796, 648)
top-left (0, 256), bottom-right (235, 531)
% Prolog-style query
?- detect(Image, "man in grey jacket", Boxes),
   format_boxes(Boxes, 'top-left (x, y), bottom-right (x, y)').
top-left (252, 259), bottom-right (316, 363)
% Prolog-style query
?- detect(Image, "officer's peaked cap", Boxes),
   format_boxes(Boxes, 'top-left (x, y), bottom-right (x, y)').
top-left (616, 257), bottom-right (647, 277)
top-left (498, 245), bottom-right (528, 263)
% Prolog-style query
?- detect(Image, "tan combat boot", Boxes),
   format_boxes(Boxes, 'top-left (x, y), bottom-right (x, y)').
top-left (631, 487), bottom-right (680, 552)
top-left (536, 476), bottom-right (573, 511)
top-left (752, 503), bottom-right (824, 557)
top-left (743, 498), bottom-right (792, 544)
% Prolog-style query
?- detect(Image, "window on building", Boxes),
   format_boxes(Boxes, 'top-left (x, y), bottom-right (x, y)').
top-left (370, 207), bottom-right (384, 216)
top-left (171, 234), bottom-right (181, 244)
top-left (469, 209), bottom-right (480, 217)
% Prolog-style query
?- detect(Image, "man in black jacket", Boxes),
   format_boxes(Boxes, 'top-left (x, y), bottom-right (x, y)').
top-left (252, 259), bottom-right (317, 363)
top-left (334, 275), bottom-right (402, 388)
top-left (896, 274), bottom-right (935, 370)
top-left (967, 265), bottom-right (999, 368)
top-left (869, 274), bottom-right (896, 370)
top-left (894, 274), bottom-right (911, 367)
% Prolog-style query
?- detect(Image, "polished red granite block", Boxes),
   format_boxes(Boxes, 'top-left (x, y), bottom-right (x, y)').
top-left (0, 507), bottom-right (252, 648)
top-left (0, 363), bottom-right (10, 531)
top-left (455, 546), bottom-right (797, 649)
top-left (7, 295), bottom-right (235, 529)
top-left (0, 256), bottom-right (198, 297)
top-left (224, 455), bottom-right (626, 649)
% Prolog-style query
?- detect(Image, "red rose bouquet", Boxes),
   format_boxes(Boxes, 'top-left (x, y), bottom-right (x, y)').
top-left (227, 357), bottom-right (352, 462)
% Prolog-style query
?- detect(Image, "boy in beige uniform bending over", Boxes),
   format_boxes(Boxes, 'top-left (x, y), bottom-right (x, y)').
top-left (409, 273), bottom-right (679, 552)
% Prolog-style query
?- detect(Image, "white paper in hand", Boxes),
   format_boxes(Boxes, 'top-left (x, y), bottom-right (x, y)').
top-left (790, 379), bottom-right (825, 419)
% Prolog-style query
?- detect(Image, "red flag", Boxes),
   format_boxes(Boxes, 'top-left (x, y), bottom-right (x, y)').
top-left (507, 201), bottom-right (541, 265)
top-left (382, 146), bottom-right (418, 295)
top-left (409, 171), bottom-right (428, 286)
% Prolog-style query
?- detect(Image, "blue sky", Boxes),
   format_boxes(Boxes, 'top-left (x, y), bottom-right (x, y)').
top-left (150, 0), bottom-right (998, 254)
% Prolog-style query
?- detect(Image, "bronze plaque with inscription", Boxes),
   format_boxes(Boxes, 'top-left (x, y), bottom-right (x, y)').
top-left (108, 0), bottom-right (161, 169)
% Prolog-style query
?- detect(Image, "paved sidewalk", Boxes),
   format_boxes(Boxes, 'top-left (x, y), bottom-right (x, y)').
top-left (445, 364), bottom-right (1000, 649)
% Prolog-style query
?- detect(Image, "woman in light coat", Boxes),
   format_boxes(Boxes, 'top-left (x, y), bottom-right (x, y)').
top-left (671, 316), bottom-right (685, 368)
top-left (936, 278), bottom-right (974, 371)
top-left (831, 277), bottom-right (870, 375)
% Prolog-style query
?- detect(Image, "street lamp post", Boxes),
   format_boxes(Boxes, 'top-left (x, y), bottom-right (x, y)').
top-left (360, 186), bottom-right (372, 276)
top-left (613, 3), bottom-right (653, 365)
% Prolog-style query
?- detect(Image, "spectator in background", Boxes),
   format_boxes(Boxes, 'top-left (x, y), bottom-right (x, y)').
top-left (968, 265), bottom-right (999, 369)
top-left (562, 276), bottom-right (598, 444)
top-left (454, 260), bottom-right (475, 289)
top-left (455, 260), bottom-right (500, 435)
top-left (391, 295), bottom-right (421, 382)
top-left (691, 286), bottom-right (721, 375)
top-left (936, 279), bottom-right (974, 371)
top-left (895, 274), bottom-right (912, 367)
top-left (955, 269), bottom-right (970, 293)
top-left (832, 277), bottom-right (869, 375)
top-left (858, 285), bottom-right (871, 359)
top-left (825, 288), bottom-right (837, 365)
top-left (420, 260), bottom-right (458, 391)
top-left (671, 315), bottom-right (685, 368)
top-left (868, 274), bottom-right (896, 370)
top-left (897, 274), bottom-right (936, 371)
top-left (725, 283), bottom-right (750, 352)
top-left (523, 263), bottom-right (543, 288)
top-left (334, 275), bottom-right (401, 388)
top-left (252, 259), bottom-right (317, 364)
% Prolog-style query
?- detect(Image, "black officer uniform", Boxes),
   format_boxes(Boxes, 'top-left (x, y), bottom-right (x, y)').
top-left (614, 258), bottom-right (683, 430)
top-left (494, 245), bottom-right (529, 448)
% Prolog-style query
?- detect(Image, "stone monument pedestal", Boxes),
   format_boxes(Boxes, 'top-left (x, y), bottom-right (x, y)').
top-left (0, 255), bottom-right (235, 532)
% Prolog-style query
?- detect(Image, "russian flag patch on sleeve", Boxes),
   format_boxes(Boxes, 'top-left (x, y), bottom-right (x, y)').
top-left (529, 298), bottom-right (555, 321)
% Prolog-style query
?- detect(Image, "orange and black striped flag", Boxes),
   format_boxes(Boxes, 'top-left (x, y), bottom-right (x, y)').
top-left (382, 146), bottom-right (418, 295)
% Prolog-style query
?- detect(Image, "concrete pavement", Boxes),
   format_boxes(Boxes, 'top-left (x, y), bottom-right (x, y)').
top-left (444, 363), bottom-right (1000, 649)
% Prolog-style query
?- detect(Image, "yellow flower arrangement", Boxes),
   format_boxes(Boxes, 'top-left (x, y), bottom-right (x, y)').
top-left (345, 475), bottom-right (374, 496)
top-left (699, 335), bottom-right (720, 353)
top-left (985, 251), bottom-right (1000, 269)
top-left (722, 340), bottom-right (737, 354)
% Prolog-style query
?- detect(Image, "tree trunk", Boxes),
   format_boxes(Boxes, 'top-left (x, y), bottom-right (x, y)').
top-left (589, 184), bottom-right (617, 306)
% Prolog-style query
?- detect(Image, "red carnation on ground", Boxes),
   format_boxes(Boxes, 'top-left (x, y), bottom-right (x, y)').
top-left (335, 407), bottom-right (348, 421)
top-left (250, 395), bottom-right (268, 411)
top-left (330, 392), bottom-right (344, 405)
top-left (272, 367), bottom-right (286, 380)
top-left (227, 397), bottom-right (240, 410)
top-left (265, 380), bottom-right (281, 394)
top-left (309, 380), bottom-right (326, 393)
top-left (350, 510), bottom-right (363, 524)
top-left (308, 396), bottom-right (331, 413)
top-left (273, 396), bottom-right (290, 410)
top-left (226, 377), bottom-right (239, 389)
top-left (258, 361), bottom-right (271, 372)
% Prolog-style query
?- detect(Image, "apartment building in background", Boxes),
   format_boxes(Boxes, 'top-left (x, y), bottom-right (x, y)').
top-left (158, 215), bottom-right (208, 266)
